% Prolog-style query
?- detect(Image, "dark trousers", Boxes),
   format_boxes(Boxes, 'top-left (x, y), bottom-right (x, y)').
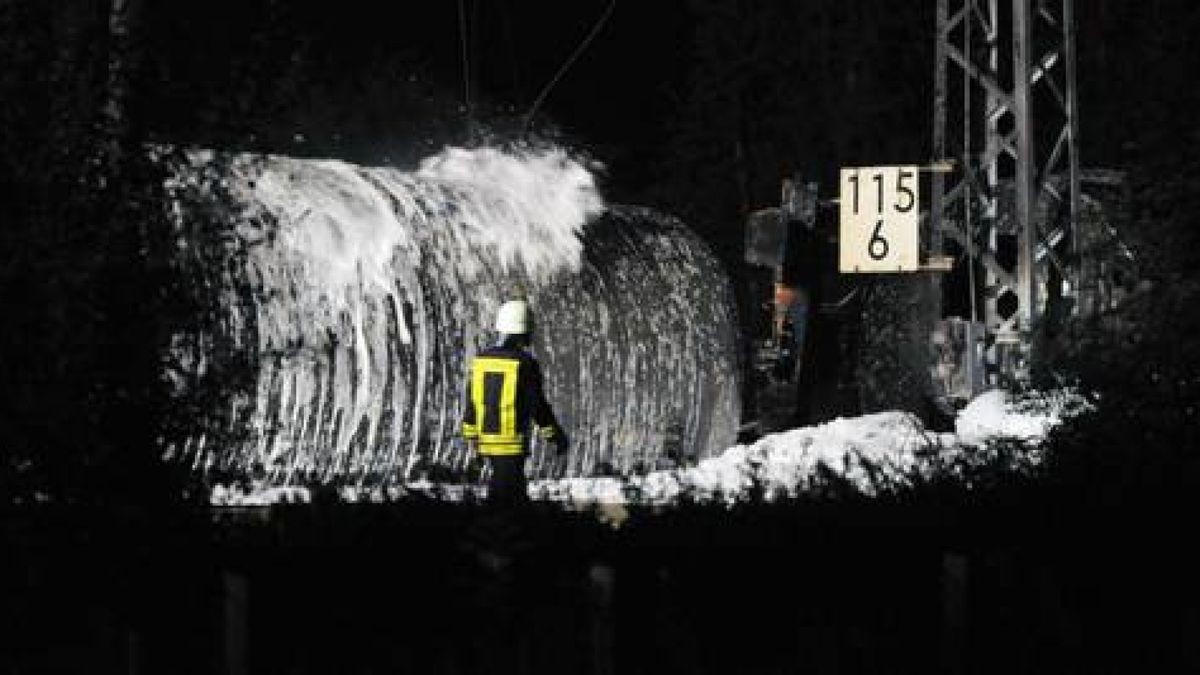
top-left (466, 454), bottom-right (532, 675)
top-left (484, 454), bottom-right (528, 505)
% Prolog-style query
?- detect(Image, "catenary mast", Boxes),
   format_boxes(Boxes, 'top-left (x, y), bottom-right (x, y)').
top-left (931, 0), bottom-right (1082, 389)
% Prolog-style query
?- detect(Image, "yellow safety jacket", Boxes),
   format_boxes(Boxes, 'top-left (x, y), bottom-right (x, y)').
top-left (462, 345), bottom-right (561, 456)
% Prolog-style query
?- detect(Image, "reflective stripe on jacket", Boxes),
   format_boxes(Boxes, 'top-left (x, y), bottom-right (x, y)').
top-left (462, 345), bottom-right (560, 456)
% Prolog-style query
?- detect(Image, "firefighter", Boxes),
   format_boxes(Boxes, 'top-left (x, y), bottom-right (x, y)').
top-left (462, 299), bottom-right (568, 504)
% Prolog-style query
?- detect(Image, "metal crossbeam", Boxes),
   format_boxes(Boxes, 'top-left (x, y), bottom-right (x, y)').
top-left (939, 220), bottom-right (1018, 290)
top-left (944, 45), bottom-right (1013, 110)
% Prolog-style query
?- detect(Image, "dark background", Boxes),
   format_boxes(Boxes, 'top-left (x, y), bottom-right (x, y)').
top-left (15, 1), bottom-right (1198, 260)
top-left (3, 2), bottom-right (1200, 673)
top-left (1, 0), bottom-right (1198, 512)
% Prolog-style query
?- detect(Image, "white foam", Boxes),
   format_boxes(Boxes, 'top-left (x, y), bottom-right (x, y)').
top-left (210, 387), bottom-right (1091, 508)
top-left (175, 146), bottom-right (608, 480)
top-left (956, 388), bottom-right (1061, 445)
top-left (415, 146), bottom-right (604, 279)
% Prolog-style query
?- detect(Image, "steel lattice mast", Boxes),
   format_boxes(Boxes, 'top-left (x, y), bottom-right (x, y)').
top-left (931, 0), bottom-right (1081, 388)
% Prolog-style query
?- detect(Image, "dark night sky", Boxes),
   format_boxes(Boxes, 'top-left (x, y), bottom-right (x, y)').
top-left (3, 15), bottom-right (1200, 669)
top-left (128, 1), bottom-right (1200, 213)
top-left (452, 0), bottom-right (691, 142)
top-left (440, 0), bottom-right (695, 188)
top-left (138, 0), bottom-right (692, 185)
top-left (7, 0), bottom-right (1200, 274)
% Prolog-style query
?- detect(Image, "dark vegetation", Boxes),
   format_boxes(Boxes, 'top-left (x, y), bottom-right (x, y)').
top-left (2, 0), bottom-right (1196, 506)
top-left (1, 1), bottom-right (1198, 672)
top-left (7, 491), bottom-right (1199, 674)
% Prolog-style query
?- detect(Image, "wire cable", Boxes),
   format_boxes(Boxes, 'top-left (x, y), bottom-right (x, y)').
top-left (522, 0), bottom-right (617, 135)
top-left (458, 0), bottom-right (472, 122)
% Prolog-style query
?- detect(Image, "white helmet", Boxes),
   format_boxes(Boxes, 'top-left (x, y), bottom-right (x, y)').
top-left (494, 299), bottom-right (532, 335)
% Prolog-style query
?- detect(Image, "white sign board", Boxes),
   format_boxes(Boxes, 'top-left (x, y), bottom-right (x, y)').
top-left (838, 165), bottom-right (920, 273)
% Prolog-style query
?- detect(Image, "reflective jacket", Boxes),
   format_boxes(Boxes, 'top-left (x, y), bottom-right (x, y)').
top-left (461, 344), bottom-right (561, 456)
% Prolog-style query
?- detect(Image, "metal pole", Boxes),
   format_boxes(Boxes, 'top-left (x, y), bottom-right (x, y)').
top-left (964, 2), bottom-right (979, 394)
top-left (941, 552), bottom-right (969, 674)
top-left (223, 571), bottom-right (250, 675)
top-left (589, 562), bottom-right (616, 675)
top-left (1064, 0), bottom-right (1084, 313)
top-left (932, 0), bottom-right (949, 254)
top-left (983, 0), bottom-right (1002, 385)
top-left (1012, 0), bottom-right (1037, 339)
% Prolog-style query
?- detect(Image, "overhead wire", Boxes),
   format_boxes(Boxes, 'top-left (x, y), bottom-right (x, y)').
top-left (457, 0), bottom-right (472, 126)
top-left (965, 2), bottom-right (978, 329)
top-left (522, 0), bottom-right (618, 135)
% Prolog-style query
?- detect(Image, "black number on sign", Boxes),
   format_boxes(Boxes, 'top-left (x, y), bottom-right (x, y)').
top-left (872, 172), bottom-right (884, 213)
top-left (895, 168), bottom-right (916, 212)
top-left (848, 171), bottom-right (859, 213)
top-left (868, 219), bottom-right (889, 260)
